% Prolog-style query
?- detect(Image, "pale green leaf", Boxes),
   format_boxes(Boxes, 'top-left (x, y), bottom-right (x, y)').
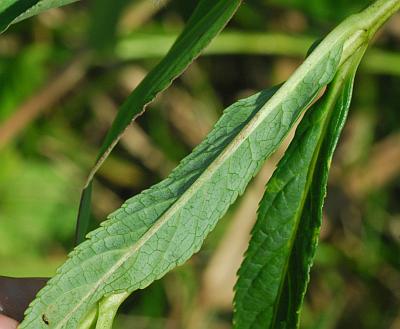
top-left (20, 35), bottom-right (344, 328)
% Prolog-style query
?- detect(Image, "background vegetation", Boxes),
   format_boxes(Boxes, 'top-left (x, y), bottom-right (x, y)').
top-left (0, 0), bottom-right (399, 328)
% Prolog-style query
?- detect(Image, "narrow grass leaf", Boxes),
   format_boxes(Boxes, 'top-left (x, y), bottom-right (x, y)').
top-left (75, 0), bottom-right (244, 244)
top-left (20, 36), bottom-right (343, 328)
top-left (233, 47), bottom-right (365, 329)
top-left (0, 0), bottom-right (79, 33)
top-left (0, 0), bottom-right (41, 32)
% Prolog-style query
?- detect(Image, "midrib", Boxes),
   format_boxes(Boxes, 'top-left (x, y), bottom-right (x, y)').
top-left (55, 38), bottom-right (343, 329)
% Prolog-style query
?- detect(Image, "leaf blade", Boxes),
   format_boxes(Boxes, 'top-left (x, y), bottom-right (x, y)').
top-left (233, 47), bottom-right (365, 329)
top-left (0, 0), bottom-right (41, 32)
top-left (75, 0), bottom-right (243, 244)
top-left (0, 0), bottom-right (79, 33)
top-left (20, 37), bottom-right (344, 328)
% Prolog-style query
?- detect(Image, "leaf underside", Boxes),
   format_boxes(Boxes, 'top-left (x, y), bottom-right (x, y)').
top-left (20, 39), bottom-right (343, 328)
top-left (233, 47), bottom-right (365, 329)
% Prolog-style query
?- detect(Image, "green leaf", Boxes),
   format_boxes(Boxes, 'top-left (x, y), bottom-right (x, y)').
top-left (75, 0), bottom-right (243, 244)
top-left (12, 0), bottom-right (79, 23)
top-left (20, 36), bottom-right (344, 328)
top-left (0, 0), bottom-right (79, 33)
top-left (0, 0), bottom-right (41, 32)
top-left (233, 46), bottom-right (366, 329)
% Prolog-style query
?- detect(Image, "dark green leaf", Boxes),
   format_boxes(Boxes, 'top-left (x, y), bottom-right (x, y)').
top-left (75, 0), bottom-right (243, 244)
top-left (0, 0), bottom-right (79, 33)
top-left (0, 0), bottom-right (41, 32)
top-left (234, 47), bottom-right (366, 329)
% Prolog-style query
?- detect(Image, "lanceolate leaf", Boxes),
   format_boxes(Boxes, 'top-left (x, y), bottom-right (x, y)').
top-left (75, 0), bottom-right (243, 244)
top-left (0, 0), bottom-right (79, 33)
top-left (233, 47), bottom-right (366, 329)
top-left (20, 37), bottom-right (343, 328)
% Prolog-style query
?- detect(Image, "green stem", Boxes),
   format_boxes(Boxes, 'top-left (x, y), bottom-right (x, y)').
top-left (357, 0), bottom-right (400, 37)
top-left (95, 292), bottom-right (130, 329)
top-left (340, 0), bottom-right (400, 64)
top-left (116, 0), bottom-right (400, 77)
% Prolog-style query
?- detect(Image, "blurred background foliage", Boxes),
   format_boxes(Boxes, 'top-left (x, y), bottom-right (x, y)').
top-left (0, 0), bottom-right (399, 328)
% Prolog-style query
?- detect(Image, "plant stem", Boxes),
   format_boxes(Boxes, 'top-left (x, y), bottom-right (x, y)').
top-left (339, 0), bottom-right (400, 66)
top-left (116, 32), bottom-right (400, 76)
top-left (358, 0), bottom-right (400, 37)
top-left (95, 292), bottom-right (130, 329)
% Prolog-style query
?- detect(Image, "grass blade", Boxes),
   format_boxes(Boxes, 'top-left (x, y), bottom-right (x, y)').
top-left (75, 0), bottom-right (243, 244)
top-left (19, 33), bottom-right (343, 328)
top-left (0, 0), bottom-right (79, 33)
top-left (0, 0), bottom-right (41, 32)
top-left (233, 47), bottom-right (366, 329)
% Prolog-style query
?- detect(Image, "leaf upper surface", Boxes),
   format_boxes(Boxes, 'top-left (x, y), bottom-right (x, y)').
top-left (233, 47), bottom-right (364, 329)
top-left (20, 38), bottom-right (343, 329)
